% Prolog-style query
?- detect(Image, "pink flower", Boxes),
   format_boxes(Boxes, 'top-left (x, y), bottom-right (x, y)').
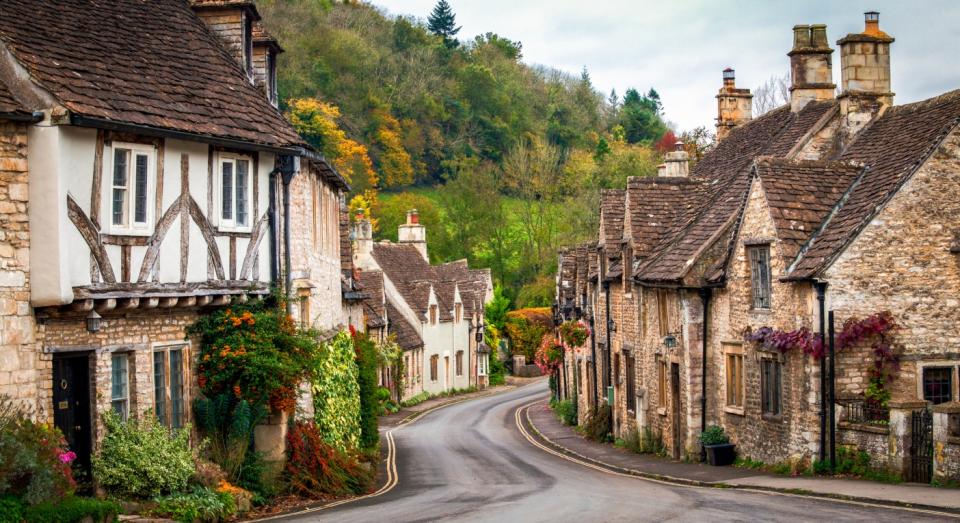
top-left (58, 451), bottom-right (76, 464)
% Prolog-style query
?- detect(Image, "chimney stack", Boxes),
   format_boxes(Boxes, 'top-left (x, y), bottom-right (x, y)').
top-left (663, 142), bottom-right (690, 177)
top-left (715, 68), bottom-right (753, 141)
top-left (352, 210), bottom-right (374, 265)
top-left (251, 21), bottom-right (282, 107)
top-left (398, 209), bottom-right (428, 261)
top-left (837, 12), bottom-right (894, 141)
top-left (788, 24), bottom-right (836, 112)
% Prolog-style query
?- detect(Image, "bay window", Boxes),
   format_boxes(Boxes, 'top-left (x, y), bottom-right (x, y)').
top-left (108, 143), bottom-right (155, 234)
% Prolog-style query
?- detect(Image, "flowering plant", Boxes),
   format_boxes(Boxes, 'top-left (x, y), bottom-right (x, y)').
top-left (534, 334), bottom-right (564, 373)
top-left (837, 311), bottom-right (900, 408)
top-left (744, 326), bottom-right (824, 358)
top-left (559, 320), bottom-right (590, 348)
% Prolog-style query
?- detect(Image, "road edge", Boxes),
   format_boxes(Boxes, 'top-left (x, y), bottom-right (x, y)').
top-left (516, 399), bottom-right (960, 519)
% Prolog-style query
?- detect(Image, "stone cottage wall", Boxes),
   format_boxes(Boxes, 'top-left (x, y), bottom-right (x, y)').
top-left (0, 122), bottom-right (40, 416)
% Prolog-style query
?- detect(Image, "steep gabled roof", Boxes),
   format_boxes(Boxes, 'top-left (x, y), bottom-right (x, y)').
top-left (626, 176), bottom-right (709, 260)
top-left (386, 301), bottom-right (423, 351)
top-left (358, 270), bottom-right (385, 329)
top-left (0, 0), bottom-right (303, 148)
top-left (635, 101), bottom-right (838, 284)
top-left (788, 90), bottom-right (960, 279)
top-left (754, 158), bottom-right (863, 266)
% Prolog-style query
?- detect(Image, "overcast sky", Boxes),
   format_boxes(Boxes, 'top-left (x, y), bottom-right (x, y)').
top-left (371, 0), bottom-right (960, 132)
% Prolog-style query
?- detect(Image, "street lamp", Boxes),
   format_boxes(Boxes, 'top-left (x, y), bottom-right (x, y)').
top-left (475, 318), bottom-right (484, 343)
top-left (86, 310), bottom-right (103, 333)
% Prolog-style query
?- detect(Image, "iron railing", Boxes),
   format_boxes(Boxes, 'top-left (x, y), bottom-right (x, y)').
top-left (838, 399), bottom-right (889, 425)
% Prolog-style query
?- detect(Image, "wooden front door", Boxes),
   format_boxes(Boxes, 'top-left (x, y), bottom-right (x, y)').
top-left (53, 353), bottom-right (93, 483)
top-left (670, 362), bottom-right (681, 459)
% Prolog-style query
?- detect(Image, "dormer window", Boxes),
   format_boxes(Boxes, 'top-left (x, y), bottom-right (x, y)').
top-left (267, 50), bottom-right (278, 106)
top-left (106, 142), bottom-right (155, 235)
top-left (217, 153), bottom-right (253, 232)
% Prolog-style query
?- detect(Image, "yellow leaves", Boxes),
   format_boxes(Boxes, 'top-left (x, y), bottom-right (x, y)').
top-left (372, 110), bottom-right (414, 187)
top-left (349, 190), bottom-right (379, 231)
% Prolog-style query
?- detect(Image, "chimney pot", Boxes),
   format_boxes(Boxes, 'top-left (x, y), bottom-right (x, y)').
top-left (864, 11), bottom-right (881, 35)
top-left (715, 68), bottom-right (752, 141)
top-left (674, 141), bottom-right (685, 152)
top-left (810, 24), bottom-right (829, 48)
top-left (792, 25), bottom-right (812, 50)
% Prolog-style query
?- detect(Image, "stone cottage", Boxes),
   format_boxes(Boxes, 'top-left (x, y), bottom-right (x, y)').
top-left (0, 0), bottom-right (356, 478)
top-left (557, 12), bottom-right (960, 481)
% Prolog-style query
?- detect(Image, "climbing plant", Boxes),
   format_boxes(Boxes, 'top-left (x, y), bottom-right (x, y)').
top-left (311, 331), bottom-right (361, 453)
top-left (838, 311), bottom-right (900, 408)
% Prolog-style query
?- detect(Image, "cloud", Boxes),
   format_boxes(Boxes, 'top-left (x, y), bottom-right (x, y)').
top-left (374, 0), bottom-right (960, 131)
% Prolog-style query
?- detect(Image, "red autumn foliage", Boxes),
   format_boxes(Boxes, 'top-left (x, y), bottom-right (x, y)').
top-left (284, 422), bottom-right (373, 498)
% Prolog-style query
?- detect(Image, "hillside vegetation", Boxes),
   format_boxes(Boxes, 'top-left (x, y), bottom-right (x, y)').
top-left (259, 0), bottom-right (712, 305)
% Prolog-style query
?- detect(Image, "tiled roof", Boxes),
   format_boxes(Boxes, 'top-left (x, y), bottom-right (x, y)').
top-left (788, 90), bottom-right (960, 279)
top-left (626, 176), bottom-right (708, 261)
top-left (386, 301), bottom-right (423, 351)
top-left (371, 243), bottom-right (435, 320)
top-left (0, 77), bottom-right (30, 118)
top-left (636, 101), bottom-right (838, 284)
top-left (358, 270), bottom-right (385, 329)
top-left (754, 158), bottom-right (863, 266)
top-left (559, 248), bottom-right (577, 304)
top-left (574, 244), bottom-right (590, 297)
top-left (0, 0), bottom-right (303, 148)
top-left (599, 189), bottom-right (626, 254)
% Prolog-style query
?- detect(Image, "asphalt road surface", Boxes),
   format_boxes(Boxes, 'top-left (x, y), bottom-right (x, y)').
top-left (276, 381), bottom-right (954, 522)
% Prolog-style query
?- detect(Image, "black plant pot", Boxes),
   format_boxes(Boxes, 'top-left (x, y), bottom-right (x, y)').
top-left (705, 443), bottom-right (737, 466)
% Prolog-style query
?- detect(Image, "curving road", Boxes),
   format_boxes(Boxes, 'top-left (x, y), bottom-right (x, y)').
top-left (276, 381), bottom-right (953, 522)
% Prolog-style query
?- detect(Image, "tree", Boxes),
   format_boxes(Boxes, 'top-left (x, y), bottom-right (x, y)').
top-left (427, 0), bottom-right (460, 48)
top-left (753, 73), bottom-right (790, 116)
top-left (619, 88), bottom-right (668, 145)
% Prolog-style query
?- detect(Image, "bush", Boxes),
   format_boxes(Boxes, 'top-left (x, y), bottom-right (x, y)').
top-left (503, 308), bottom-right (552, 361)
top-left (580, 405), bottom-right (612, 442)
top-left (618, 427), bottom-right (665, 455)
top-left (401, 392), bottom-right (431, 408)
top-left (353, 331), bottom-right (381, 452)
top-left (552, 398), bottom-right (577, 426)
top-left (193, 394), bottom-right (266, 485)
top-left (19, 496), bottom-right (120, 523)
top-left (149, 487), bottom-right (236, 523)
top-left (0, 397), bottom-right (75, 505)
top-left (699, 425), bottom-right (730, 446)
top-left (312, 331), bottom-right (362, 452)
top-left (93, 412), bottom-right (194, 499)
top-left (284, 422), bottom-right (373, 498)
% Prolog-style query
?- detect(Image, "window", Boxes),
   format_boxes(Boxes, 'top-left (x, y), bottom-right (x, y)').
top-left (430, 355), bottom-right (439, 382)
top-left (657, 290), bottom-right (670, 337)
top-left (429, 305), bottom-right (438, 325)
top-left (923, 367), bottom-right (955, 405)
top-left (108, 143), bottom-right (154, 234)
top-left (478, 354), bottom-right (487, 376)
top-left (456, 351), bottom-right (464, 376)
top-left (111, 353), bottom-right (129, 420)
top-left (761, 358), bottom-right (782, 417)
top-left (625, 353), bottom-right (636, 411)
top-left (455, 303), bottom-right (462, 323)
top-left (218, 155), bottom-right (252, 231)
top-left (657, 355), bottom-right (667, 408)
top-left (299, 295), bottom-right (310, 329)
top-left (243, 15), bottom-right (253, 76)
top-left (267, 50), bottom-right (278, 106)
top-left (725, 347), bottom-right (744, 410)
top-left (154, 346), bottom-right (187, 428)
top-left (748, 246), bottom-right (772, 310)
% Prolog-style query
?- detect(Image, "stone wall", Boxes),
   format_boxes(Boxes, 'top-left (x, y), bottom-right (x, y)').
top-left (838, 423), bottom-right (890, 469)
top-left (0, 122), bottom-right (39, 416)
top-left (707, 178), bottom-right (821, 464)
top-left (825, 127), bottom-right (960, 403)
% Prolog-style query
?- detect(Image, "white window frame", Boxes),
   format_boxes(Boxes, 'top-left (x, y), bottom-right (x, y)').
top-left (105, 142), bottom-right (156, 236)
top-left (111, 352), bottom-right (130, 421)
top-left (152, 343), bottom-right (189, 429)
top-left (916, 361), bottom-right (960, 404)
top-left (216, 153), bottom-right (254, 232)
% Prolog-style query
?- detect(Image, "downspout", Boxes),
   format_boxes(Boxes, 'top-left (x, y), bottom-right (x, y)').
top-left (699, 287), bottom-right (711, 462)
top-left (603, 280), bottom-right (612, 397)
top-left (268, 169), bottom-right (279, 284)
top-left (815, 281), bottom-right (828, 464)
top-left (589, 299), bottom-right (599, 407)
top-left (828, 309), bottom-right (837, 471)
top-left (279, 156), bottom-right (299, 316)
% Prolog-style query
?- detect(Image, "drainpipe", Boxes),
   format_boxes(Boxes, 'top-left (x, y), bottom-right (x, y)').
top-left (699, 287), bottom-right (711, 462)
top-left (603, 280), bottom-right (612, 395)
top-left (828, 309), bottom-right (837, 471)
top-left (589, 302), bottom-right (599, 408)
top-left (279, 156), bottom-right (299, 316)
top-left (815, 281), bottom-right (828, 464)
top-left (268, 169), bottom-right (279, 284)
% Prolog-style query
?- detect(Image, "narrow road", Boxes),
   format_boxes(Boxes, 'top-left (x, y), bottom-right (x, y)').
top-left (278, 381), bottom-right (952, 522)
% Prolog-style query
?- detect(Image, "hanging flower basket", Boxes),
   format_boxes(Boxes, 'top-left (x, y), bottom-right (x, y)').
top-left (559, 320), bottom-right (590, 348)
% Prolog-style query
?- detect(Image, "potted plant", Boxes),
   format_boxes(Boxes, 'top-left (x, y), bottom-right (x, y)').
top-left (700, 425), bottom-right (736, 466)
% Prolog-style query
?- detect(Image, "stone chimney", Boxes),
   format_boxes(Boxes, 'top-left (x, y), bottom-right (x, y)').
top-left (663, 142), bottom-right (690, 177)
top-left (190, 0), bottom-right (259, 78)
top-left (715, 68), bottom-right (753, 141)
top-left (657, 163), bottom-right (667, 177)
top-left (398, 209), bottom-right (428, 261)
top-left (252, 21), bottom-right (282, 107)
top-left (788, 24), bottom-right (836, 112)
top-left (837, 12), bottom-right (895, 141)
top-left (353, 210), bottom-right (373, 266)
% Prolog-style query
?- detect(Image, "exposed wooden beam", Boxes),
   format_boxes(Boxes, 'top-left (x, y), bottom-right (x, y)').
top-left (117, 297), bottom-right (140, 310)
top-left (196, 295), bottom-right (213, 307)
top-left (70, 299), bottom-right (94, 312)
top-left (142, 297), bottom-right (160, 309)
top-left (95, 298), bottom-right (117, 312)
top-left (159, 297), bottom-right (179, 308)
top-left (177, 296), bottom-right (197, 308)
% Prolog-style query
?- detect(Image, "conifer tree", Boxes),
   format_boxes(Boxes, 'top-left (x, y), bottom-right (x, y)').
top-left (427, 0), bottom-right (461, 48)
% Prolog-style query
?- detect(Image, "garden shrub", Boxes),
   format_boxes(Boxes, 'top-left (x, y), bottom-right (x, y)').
top-left (20, 496), bottom-right (120, 523)
top-left (504, 308), bottom-right (552, 362)
top-left (192, 393), bottom-right (266, 484)
top-left (312, 331), bottom-right (362, 452)
top-left (149, 487), bottom-right (236, 523)
top-left (580, 405), bottom-right (612, 442)
top-left (0, 397), bottom-right (76, 505)
top-left (92, 412), bottom-right (194, 499)
top-left (699, 425), bottom-right (730, 446)
top-left (552, 398), bottom-right (577, 426)
top-left (283, 422), bottom-right (373, 498)
top-left (401, 392), bottom-right (431, 408)
top-left (353, 330), bottom-right (381, 452)
top-left (188, 299), bottom-right (319, 413)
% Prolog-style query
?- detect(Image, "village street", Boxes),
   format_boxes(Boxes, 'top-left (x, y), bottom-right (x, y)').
top-left (272, 382), bottom-right (951, 522)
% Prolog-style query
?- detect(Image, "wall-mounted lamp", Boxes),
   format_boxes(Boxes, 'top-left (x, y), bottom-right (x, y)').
top-left (86, 310), bottom-right (103, 333)
top-left (663, 334), bottom-right (678, 348)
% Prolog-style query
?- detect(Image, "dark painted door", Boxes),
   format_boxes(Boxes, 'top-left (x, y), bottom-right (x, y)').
top-left (671, 363), bottom-right (681, 459)
top-left (53, 353), bottom-right (92, 484)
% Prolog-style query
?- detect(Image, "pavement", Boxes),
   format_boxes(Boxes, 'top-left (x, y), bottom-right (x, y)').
top-left (265, 379), bottom-right (959, 522)
top-left (525, 392), bottom-right (960, 515)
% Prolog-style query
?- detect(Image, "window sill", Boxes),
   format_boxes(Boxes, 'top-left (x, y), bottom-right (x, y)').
top-left (750, 308), bottom-right (772, 315)
top-left (761, 412), bottom-right (783, 422)
top-left (724, 406), bottom-right (745, 416)
top-left (657, 407), bottom-right (667, 416)
top-left (217, 225), bottom-right (253, 235)
top-left (106, 227), bottom-right (153, 237)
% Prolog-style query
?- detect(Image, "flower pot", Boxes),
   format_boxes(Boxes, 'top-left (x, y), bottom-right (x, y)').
top-left (705, 443), bottom-right (736, 466)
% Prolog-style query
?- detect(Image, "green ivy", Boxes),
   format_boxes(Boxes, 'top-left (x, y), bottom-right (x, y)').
top-left (312, 331), bottom-right (362, 452)
top-left (19, 496), bottom-right (120, 523)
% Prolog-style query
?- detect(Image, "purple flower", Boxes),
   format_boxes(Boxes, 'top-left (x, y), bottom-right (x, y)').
top-left (59, 451), bottom-right (76, 464)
